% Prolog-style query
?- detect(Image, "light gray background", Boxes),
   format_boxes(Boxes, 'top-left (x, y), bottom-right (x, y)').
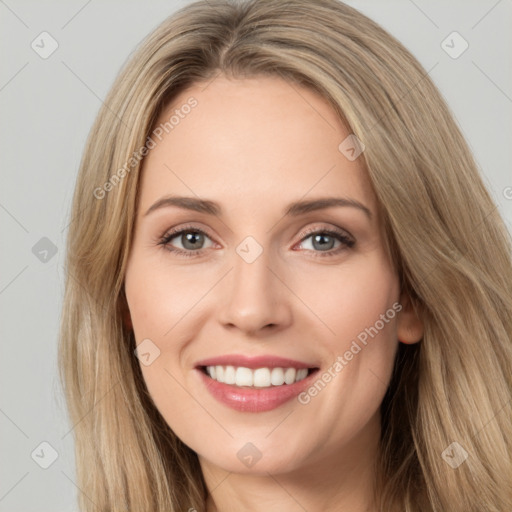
top-left (1, 1), bottom-right (511, 510)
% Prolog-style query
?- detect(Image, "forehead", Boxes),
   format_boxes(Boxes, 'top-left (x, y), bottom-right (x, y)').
top-left (138, 75), bottom-right (377, 217)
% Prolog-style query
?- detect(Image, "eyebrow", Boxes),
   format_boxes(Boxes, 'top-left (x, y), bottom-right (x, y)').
top-left (144, 195), bottom-right (372, 220)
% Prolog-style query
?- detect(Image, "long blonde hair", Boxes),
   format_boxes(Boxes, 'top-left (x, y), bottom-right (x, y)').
top-left (59, 1), bottom-right (512, 510)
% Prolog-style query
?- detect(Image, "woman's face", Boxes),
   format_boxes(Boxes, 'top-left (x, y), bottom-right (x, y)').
top-left (124, 75), bottom-right (422, 477)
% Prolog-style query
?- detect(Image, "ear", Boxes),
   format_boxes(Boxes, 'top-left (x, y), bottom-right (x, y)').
top-left (397, 290), bottom-right (423, 344)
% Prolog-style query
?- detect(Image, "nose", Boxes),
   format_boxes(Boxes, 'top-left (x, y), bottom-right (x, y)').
top-left (217, 248), bottom-right (293, 336)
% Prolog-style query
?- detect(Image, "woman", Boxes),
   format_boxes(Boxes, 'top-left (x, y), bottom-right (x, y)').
top-left (59, 0), bottom-right (512, 510)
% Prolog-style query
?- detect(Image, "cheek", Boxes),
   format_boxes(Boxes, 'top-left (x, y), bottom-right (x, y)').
top-left (291, 253), bottom-right (400, 347)
top-left (125, 253), bottom-right (207, 341)
top-left (296, 253), bottom-right (400, 419)
top-left (124, 256), bottom-right (195, 421)
top-left (124, 253), bottom-right (214, 402)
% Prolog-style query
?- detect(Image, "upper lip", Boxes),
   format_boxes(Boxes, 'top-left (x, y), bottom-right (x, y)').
top-left (195, 354), bottom-right (318, 370)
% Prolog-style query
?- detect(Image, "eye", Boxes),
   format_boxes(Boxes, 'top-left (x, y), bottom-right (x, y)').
top-left (158, 225), bottom-right (215, 257)
top-left (157, 224), bottom-right (355, 258)
top-left (296, 227), bottom-right (355, 257)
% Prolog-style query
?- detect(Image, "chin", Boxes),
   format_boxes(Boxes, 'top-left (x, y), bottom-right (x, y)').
top-left (197, 436), bottom-right (312, 476)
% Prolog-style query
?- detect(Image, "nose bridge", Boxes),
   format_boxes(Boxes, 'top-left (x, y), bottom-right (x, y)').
top-left (217, 240), bottom-right (292, 334)
top-left (232, 246), bottom-right (274, 300)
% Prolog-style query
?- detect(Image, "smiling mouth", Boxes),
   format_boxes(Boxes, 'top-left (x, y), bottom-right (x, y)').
top-left (199, 365), bottom-right (319, 388)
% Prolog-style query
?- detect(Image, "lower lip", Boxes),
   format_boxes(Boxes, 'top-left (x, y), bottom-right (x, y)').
top-left (196, 368), bottom-right (318, 412)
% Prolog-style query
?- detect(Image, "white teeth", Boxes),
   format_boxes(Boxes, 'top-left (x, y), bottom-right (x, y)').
top-left (296, 368), bottom-right (308, 381)
top-left (235, 367), bottom-right (253, 386)
top-left (205, 365), bottom-right (310, 387)
top-left (224, 365), bottom-right (236, 385)
top-left (270, 367), bottom-right (285, 386)
top-left (253, 368), bottom-right (271, 387)
top-left (284, 368), bottom-right (296, 384)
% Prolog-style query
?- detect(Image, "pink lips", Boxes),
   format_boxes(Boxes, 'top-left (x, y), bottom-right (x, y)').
top-left (195, 354), bottom-right (319, 413)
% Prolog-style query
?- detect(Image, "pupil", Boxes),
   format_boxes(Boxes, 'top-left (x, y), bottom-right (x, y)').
top-left (183, 232), bottom-right (203, 250)
top-left (313, 234), bottom-right (334, 251)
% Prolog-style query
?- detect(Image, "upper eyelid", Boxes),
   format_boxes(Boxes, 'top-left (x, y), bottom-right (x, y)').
top-left (161, 224), bottom-right (216, 242)
top-left (298, 224), bottom-right (353, 240)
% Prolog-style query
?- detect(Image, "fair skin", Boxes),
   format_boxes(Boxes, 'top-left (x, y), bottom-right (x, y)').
top-left (124, 75), bottom-right (423, 512)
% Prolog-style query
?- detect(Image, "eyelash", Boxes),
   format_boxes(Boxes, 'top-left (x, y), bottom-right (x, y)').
top-left (157, 224), bottom-right (355, 259)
